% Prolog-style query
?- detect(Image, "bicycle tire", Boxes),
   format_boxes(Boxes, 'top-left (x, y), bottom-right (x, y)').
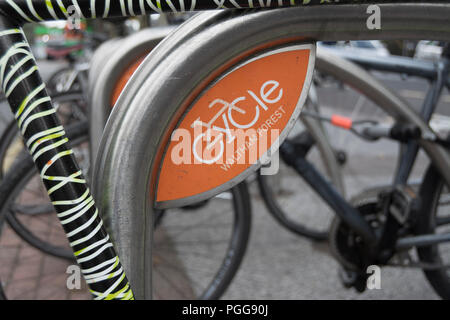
top-left (174, 182), bottom-right (251, 300)
top-left (0, 125), bottom-right (90, 300)
top-left (416, 163), bottom-right (450, 300)
top-left (0, 91), bottom-right (86, 178)
top-left (257, 136), bottom-right (330, 241)
top-left (0, 121), bottom-right (88, 261)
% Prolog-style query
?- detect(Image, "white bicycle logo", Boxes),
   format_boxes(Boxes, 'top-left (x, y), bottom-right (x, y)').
top-left (191, 80), bottom-right (283, 164)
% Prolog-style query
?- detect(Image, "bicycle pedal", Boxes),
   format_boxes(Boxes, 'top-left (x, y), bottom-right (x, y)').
top-left (389, 185), bottom-right (419, 225)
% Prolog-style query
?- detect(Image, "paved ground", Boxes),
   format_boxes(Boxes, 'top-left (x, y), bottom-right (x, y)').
top-left (0, 59), bottom-right (447, 299)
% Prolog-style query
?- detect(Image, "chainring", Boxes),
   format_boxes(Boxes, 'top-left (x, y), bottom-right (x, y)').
top-left (329, 187), bottom-right (387, 271)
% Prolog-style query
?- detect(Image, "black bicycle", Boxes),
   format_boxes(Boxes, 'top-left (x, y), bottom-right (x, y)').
top-left (258, 43), bottom-right (450, 241)
top-left (258, 44), bottom-right (450, 296)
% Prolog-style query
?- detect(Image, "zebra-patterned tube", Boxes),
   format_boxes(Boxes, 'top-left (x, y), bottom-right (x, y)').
top-left (0, 0), bottom-right (432, 24)
top-left (0, 17), bottom-right (134, 300)
top-left (1, 0), bottom-right (277, 21)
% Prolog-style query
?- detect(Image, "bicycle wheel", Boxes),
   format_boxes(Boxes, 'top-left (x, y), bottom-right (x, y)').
top-left (0, 122), bottom-right (91, 299)
top-left (416, 163), bottom-right (450, 299)
top-left (153, 183), bottom-right (251, 299)
top-left (257, 101), bottom-right (344, 241)
top-left (1, 121), bottom-right (89, 260)
top-left (0, 91), bottom-right (87, 177)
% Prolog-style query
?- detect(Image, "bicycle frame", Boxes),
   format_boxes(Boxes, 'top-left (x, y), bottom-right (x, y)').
top-left (1, 1), bottom-right (450, 300)
top-left (329, 48), bottom-right (450, 185)
top-left (288, 49), bottom-right (450, 250)
top-left (394, 53), bottom-right (449, 185)
top-left (334, 47), bottom-right (450, 227)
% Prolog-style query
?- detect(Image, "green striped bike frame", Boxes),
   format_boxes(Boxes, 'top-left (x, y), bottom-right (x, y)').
top-left (0, 24), bottom-right (133, 300)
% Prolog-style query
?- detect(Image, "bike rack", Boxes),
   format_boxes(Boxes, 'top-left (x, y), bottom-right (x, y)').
top-left (91, 4), bottom-right (450, 298)
top-left (89, 27), bottom-right (174, 164)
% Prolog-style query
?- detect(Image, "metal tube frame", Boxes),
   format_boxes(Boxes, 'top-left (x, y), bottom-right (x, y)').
top-left (321, 41), bottom-right (450, 187)
top-left (0, 1), bottom-right (450, 299)
top-left (394, 61), bottom-right (449, 185)
top-left (0, 21), bottom-right (135, 300)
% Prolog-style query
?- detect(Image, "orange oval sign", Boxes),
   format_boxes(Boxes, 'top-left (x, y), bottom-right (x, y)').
top-left (156, 44), bottom-right (315, 208)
